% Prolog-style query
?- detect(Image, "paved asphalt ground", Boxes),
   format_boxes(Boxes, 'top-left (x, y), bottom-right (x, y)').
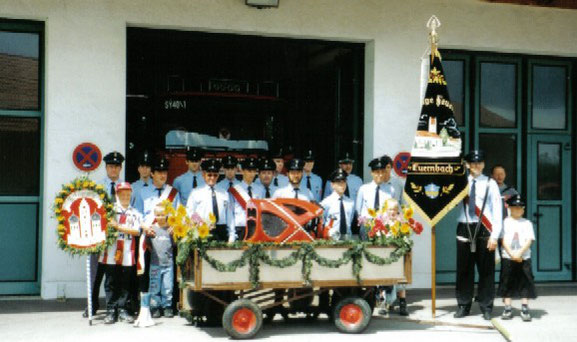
top-left (0, 285), bottom-right (575, 342)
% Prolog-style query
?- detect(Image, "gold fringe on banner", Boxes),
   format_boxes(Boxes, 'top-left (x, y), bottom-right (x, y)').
top-left (403, 184), bottom-right (469, 228)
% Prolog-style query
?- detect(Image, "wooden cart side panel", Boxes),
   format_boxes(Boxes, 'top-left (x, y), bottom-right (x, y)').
top-left (404, 252), bottom-right (412, 284)
top-left (187, 246), bottom-right (412, 291)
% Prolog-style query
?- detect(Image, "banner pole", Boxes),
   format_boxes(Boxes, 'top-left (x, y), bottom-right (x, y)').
top-left (86, 255), bottom-right (93, 326)
top-left (431, 225), bottom-right (436, 318)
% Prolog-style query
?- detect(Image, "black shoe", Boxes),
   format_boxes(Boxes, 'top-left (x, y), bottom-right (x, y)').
top-left (454, 306), bottom-right (470, 318)
top-left (164, 308), bottom-right (174, 318)
top-left (118, 309), bottom-right (134, 323)
top-left (398, 300), bottom-right (409, 316)
top-left (482, 311), bottom-right (492, 321)
top-left (151, 309), bottom-right (161, 318)
top-left (104, 311), bottom-right (117, 324)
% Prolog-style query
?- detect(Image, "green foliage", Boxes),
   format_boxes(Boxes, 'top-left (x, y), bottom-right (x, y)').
top-left (177, 238), bottom-right (412, 289)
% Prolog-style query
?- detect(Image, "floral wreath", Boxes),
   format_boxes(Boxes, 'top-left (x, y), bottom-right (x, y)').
top-left (53, 176), bottom-right (116, 255)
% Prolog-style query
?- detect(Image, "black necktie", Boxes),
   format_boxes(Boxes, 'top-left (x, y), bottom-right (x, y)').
top-left (374, 185), bottom-right (380, 210)
top-left (274, 177), bottom-right (278, 187)
top-left (211, 186), bottom-right (219, 222)
top-left (193, 175), bottom-right (198, 189)
top-left (339, 197), bottom-right (347, 235)
top-left (265, 187), bottom-right (271, 198)
top-left (156, 188), bottom-right (162, 197)
top-left (294, 188), bottom-right (299, 199)
top-left (306, 176), bottom-right (311, 190)
top-left (143, 181), bottom-right (148, 187)
top-left (469, 179), bottom-right (477, 218)
top-left (247, 185), bottom-right (253, 198)
top-left (110, 182), bottom-right (116, 202)
top-left (344, 177), bottom-right (350, 197)
top-left (229, 181), bottom-right (233, 190)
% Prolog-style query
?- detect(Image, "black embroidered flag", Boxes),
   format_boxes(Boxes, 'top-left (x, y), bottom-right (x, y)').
top-left (403, 50), bottom-right (468, 226)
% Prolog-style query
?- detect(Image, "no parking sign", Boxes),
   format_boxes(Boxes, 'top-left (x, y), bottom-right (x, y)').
top-left (393, 152), bottom-right (411, 178)
top-left (72, 143), bottom-right (102, 172)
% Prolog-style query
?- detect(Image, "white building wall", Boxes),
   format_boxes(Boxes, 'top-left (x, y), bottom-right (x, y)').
top-left (2, 0), bottom-right (576, 298)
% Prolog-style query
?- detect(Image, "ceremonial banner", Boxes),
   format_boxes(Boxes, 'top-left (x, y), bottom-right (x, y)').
top-left (403, 50), bottom-right (468, 226)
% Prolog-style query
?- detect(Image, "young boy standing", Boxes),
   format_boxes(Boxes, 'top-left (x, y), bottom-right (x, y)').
top-left (100, 182), bottom-right (141, 324)
top-left (147, 204), bottom-right (176, 318)
top-left (498, 195), bottom-right (537, 322)
top-left (320, 168), bottom-right (354, 240)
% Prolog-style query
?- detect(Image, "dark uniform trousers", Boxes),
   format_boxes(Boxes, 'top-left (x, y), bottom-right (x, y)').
top-left (104, 264), bottom-right (134, 312)
top-left (456, 223), bottom-right (495, 312)
top-left (212, 224), bottom-right (229, 242)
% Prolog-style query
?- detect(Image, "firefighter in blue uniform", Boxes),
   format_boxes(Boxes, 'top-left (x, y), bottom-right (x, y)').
top-left (258, 158), bottom-right (278, 198)
top-left (173, 147), bottom-right (205, 205)
top-left (131, 151), bottom-right (153, 207)
top-left (454, 150), bottom-right (502, 320)
top-left (323, 152), bottom-right (363, 203)
top-left (300, 149), bottom-right (323, 202)
top-left (217, 155), bottom-right (240, 191)
top-left (134, 157), bottom-right (180, 222)
top-left (230, 157), bottom-right (265, 240)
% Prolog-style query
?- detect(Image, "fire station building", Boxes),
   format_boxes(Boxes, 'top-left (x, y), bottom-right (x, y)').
top-left (1, 0), bottom-right (576, 298)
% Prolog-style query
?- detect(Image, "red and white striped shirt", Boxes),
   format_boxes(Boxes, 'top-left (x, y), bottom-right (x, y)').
top-left (99, 205), bottom-right (142, 266)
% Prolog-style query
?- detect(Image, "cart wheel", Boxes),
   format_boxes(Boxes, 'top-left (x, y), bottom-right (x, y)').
top-left (222, 299), bottom-right (263, 339)
top-left (333, 297), bottom-right (372, 334)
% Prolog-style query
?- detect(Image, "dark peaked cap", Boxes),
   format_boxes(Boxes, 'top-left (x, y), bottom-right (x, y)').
top-left (201, 159), bottom-right (222, 173)
top-left (103, 151), bottom-right (125, 165)
top-left (464, 150), bottom-right (485, 163)
top-left (152, 157), bottom-right (169, 171)
top-left (222, 155), bottom-right (238, 169)
top-left (329, 168), bottom-right (347, 182)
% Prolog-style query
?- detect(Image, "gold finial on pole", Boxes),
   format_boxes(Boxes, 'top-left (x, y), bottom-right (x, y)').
top-left (426, 15), bottom-right (441, 62)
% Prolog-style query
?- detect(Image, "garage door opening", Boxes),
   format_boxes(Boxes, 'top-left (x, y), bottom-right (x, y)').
top-left (126, 28), bottom-right (364, 182)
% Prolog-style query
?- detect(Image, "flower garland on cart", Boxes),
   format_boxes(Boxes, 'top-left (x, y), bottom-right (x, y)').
top-left (173, 200), bottom-right (423, 290)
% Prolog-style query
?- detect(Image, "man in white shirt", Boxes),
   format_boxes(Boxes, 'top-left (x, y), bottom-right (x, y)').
top-left (356, 156), bottom-right (398, 240)
top-left (186, 159), bottom-right (235, 242)
top-left (229, 157), bottom-right (265, 240)
top-left (454, 150), bottom-right (502, 320)
top-left (320, 168), bottom-right (354, 240)
top-left (273, 158), bottom-right (314, 201)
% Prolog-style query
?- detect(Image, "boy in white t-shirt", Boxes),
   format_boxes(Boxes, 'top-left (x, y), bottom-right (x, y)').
top-left (497, 195), bottom-right (537, 322)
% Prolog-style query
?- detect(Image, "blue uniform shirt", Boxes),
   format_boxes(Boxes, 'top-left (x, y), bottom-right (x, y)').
top-left (173, 170), bottom-right (205, 205)
top-left (273, 184), bottom-right (314, 201)
top-left (130, 178), bottom-right (152, 206)
top-left (134, 183), bottom-right (181, 223)
top-left (99, 177), bottom-right (124, 201)
top-left (300, 172), bottom-right (323, 202)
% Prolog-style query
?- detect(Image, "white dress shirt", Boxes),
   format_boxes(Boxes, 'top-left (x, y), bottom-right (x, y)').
top-left (320, 192), bottom-right (355, 239)
top-left (323, 173), bottom-right (363, 203)
top-left (456, 174), bottom-right (503, 240)
top-left (355, 180), bottom-right (399, 218)
top-left (186, 184), bottom-right (235, 240)
top-left (272, 184), bottom-right (314, 201)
